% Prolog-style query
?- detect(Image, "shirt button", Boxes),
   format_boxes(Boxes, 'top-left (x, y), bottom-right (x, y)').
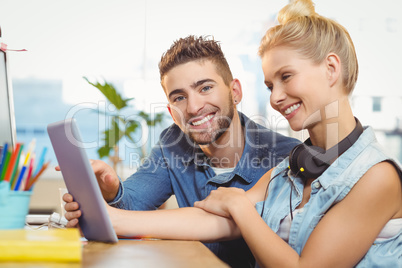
top-left (313, 181), bottom-right (321, 189)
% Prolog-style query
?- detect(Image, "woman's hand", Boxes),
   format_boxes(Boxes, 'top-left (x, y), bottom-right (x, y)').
top-left (194, 187), bottom-right (249, 218)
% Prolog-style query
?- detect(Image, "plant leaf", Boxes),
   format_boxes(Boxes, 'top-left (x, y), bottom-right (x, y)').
top-left (97, 116), bottom-right (124, 158)
top-left (124, 120), bottom-right (139, 143)
top-left (97, 146), bottom-right (111, 159)
top-left (83, 77), bottom-right (133, 110)
top-left (137, 111), bottom-right (165, 126)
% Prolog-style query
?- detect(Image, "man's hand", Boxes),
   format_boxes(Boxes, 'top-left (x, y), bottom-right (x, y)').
top-left (63, 192), bottom-right (82, 228)
top-left (55, 159), bottom-right (120, 202)
top-left (90, 160), bottom-right (120, 202)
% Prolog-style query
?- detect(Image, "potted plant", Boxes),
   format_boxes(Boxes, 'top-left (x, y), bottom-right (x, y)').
top-left (84, 77), bottom-right (165, 171)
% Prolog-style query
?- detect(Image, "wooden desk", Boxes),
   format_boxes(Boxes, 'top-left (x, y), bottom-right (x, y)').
top-left (1, 239), bottom-right (229, 268)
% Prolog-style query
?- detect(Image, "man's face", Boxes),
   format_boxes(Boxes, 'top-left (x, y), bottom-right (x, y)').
top-left (163, 60), bottom-right (235, 145)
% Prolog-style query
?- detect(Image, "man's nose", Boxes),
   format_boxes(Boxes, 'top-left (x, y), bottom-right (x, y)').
top-left (186, 95), bottom-right (205, 116)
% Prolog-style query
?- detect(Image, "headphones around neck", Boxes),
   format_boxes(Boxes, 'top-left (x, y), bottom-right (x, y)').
top-left (289, 117), bottom-right (363, 180)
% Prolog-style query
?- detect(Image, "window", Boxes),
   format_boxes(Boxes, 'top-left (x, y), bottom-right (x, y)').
top-left (372, 97), bottom-right (382, 112)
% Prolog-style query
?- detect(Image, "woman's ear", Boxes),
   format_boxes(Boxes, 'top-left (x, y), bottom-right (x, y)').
top-left (230, 78), bottom-right (243, 105)
top-left (326, 53), bottom-right (341, 88)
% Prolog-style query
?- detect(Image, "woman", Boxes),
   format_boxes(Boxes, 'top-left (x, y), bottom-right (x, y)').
top-left (193, 0), bottom-right (402, 266)
top-left (65, 0), bottom-right (402, 266)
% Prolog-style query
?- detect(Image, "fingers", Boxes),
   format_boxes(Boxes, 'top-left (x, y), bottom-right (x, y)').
top-left (193, 199), bottom-right (206, 210)
top-left (64, 208), bottom-right (82, 228)
top-left (104, 173), bottom-right (119, 187)
top-left (91, 159), bottom-right (108, 174)
top-left (62, 193), bottom-right (82, 229)
top-left (55, 165), bottom-right (60, 171)
top-left (65, 209), bottom-right (81, 220)
top-left (64, 200), bottom-right (79, 212)
top-left (86, 160), bottom-right (119, 202)
top-left (62, 193), bottom-right (73, 203)
top-left (66, 218), bottom-right (79, 228)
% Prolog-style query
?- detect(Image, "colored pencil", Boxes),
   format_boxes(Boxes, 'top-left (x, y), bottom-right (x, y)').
top-left (4, 143), bottom-right (22, 183)
top-left (0, 147), bottom-right (2, 177)
top-left (24, 156), bottom-right (35, 191)
top-left (13, 140), bottom-right (36, 191)
top-left (0, 151), bottom-right (11, 181)
top-left (9, 144), bottom-right (24, 189)
top-left (0, 143), bottom-right (8, 181)
top-left (33, 147), bottom-right (47, 177)
top-left (26, 161), bottom-right (50, 191)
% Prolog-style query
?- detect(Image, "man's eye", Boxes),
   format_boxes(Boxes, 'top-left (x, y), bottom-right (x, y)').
top-left (201, 86), bottom-right (211, 92)
top-left (173, 96), bottom-right (185, 102)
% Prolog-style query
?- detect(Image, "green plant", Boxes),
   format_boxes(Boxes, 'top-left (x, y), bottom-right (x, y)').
top-left (84, 77), bottom-right (165, 168)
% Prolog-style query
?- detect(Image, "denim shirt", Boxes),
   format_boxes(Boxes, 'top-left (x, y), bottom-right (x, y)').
top-left (110, 111), bottom-right (300, 267)
top-left (256, 126), bottom-right (402, 267)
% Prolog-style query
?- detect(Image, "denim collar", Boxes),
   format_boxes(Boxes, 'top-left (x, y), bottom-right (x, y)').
top-left (284, 126), bottom-right (376, 192)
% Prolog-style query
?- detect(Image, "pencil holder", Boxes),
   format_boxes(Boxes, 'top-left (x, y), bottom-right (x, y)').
top-left (0, 181), bottom-right (32, 229)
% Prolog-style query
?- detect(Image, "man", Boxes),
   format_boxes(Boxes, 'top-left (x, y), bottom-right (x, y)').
top-left (65, 35), bottom-right (300, 267)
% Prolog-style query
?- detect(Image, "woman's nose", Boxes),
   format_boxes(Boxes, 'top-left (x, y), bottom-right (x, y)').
top-left (270, 87), bottom-right (287, 109)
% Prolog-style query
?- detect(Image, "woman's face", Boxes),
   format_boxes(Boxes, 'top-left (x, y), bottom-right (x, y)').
top-left (261, 46), bottom-right (336, 131)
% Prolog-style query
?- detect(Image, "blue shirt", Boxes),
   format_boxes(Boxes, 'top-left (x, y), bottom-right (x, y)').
top-left (256, 126), bottom-right (402, 267)
top-left (111, 111), bottom-right (300, 267)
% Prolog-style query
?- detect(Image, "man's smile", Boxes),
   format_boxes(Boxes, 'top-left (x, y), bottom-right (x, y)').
top-left (189, 113), bottom-right (215, 127)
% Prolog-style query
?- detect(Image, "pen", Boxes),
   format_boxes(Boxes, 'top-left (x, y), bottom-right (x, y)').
top-left (26, 161), bottom-right (50, 191)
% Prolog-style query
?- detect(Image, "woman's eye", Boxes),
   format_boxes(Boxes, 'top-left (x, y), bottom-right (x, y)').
top-left (282, 74), bottom-right (291, 81)
top-left (266, 84), bottom-right (273, 92)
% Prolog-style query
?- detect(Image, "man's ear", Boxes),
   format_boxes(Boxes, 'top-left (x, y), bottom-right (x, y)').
top-left (326, 53), bottom-right (341, 88)
top-left (167, 104), bottom-right (177, 124)
top-left (230, 78), bottom-right (243, 105)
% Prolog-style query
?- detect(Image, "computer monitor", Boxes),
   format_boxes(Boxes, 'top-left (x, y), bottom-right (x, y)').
top-left (0, 28), bottom-right (17, 148)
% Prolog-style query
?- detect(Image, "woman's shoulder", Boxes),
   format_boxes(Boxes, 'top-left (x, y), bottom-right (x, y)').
top-left (358, 161), bottom-right (402, 218)
top-left (363, 161), bottom-right (401, 188)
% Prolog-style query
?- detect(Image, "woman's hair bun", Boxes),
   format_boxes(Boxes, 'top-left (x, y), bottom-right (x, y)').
top-left (278, 0), bottom-right (316, 25)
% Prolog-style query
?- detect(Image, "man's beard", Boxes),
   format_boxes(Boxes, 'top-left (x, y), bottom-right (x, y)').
top-left (187, 99), bottom-right (235, 145)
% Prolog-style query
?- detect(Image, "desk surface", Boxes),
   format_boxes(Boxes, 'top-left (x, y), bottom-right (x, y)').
top-left (2, 239), bottom-right (229, 268)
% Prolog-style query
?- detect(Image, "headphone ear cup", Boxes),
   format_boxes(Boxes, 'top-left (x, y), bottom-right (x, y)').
top-left (289, 118), bottom-right (363, 181)
top-left (297, 145), bottom-right (328, 179)
top-left (289, 144), bottom-right (306, 176)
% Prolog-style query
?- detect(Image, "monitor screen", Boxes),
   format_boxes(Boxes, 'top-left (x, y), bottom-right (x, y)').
top-left (0, 49), bottom-right (16, 148)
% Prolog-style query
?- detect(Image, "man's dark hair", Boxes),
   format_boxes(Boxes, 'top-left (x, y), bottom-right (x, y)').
top-left (159, 35), bottom-right (233, 88)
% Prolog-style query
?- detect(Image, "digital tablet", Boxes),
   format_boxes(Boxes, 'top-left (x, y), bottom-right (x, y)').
top-left (47, 118), bottom-right (118, 243)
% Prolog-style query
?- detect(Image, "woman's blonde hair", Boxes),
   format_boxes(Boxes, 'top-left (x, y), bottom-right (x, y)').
top-left (259, 0), bottom-right (358, 94)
